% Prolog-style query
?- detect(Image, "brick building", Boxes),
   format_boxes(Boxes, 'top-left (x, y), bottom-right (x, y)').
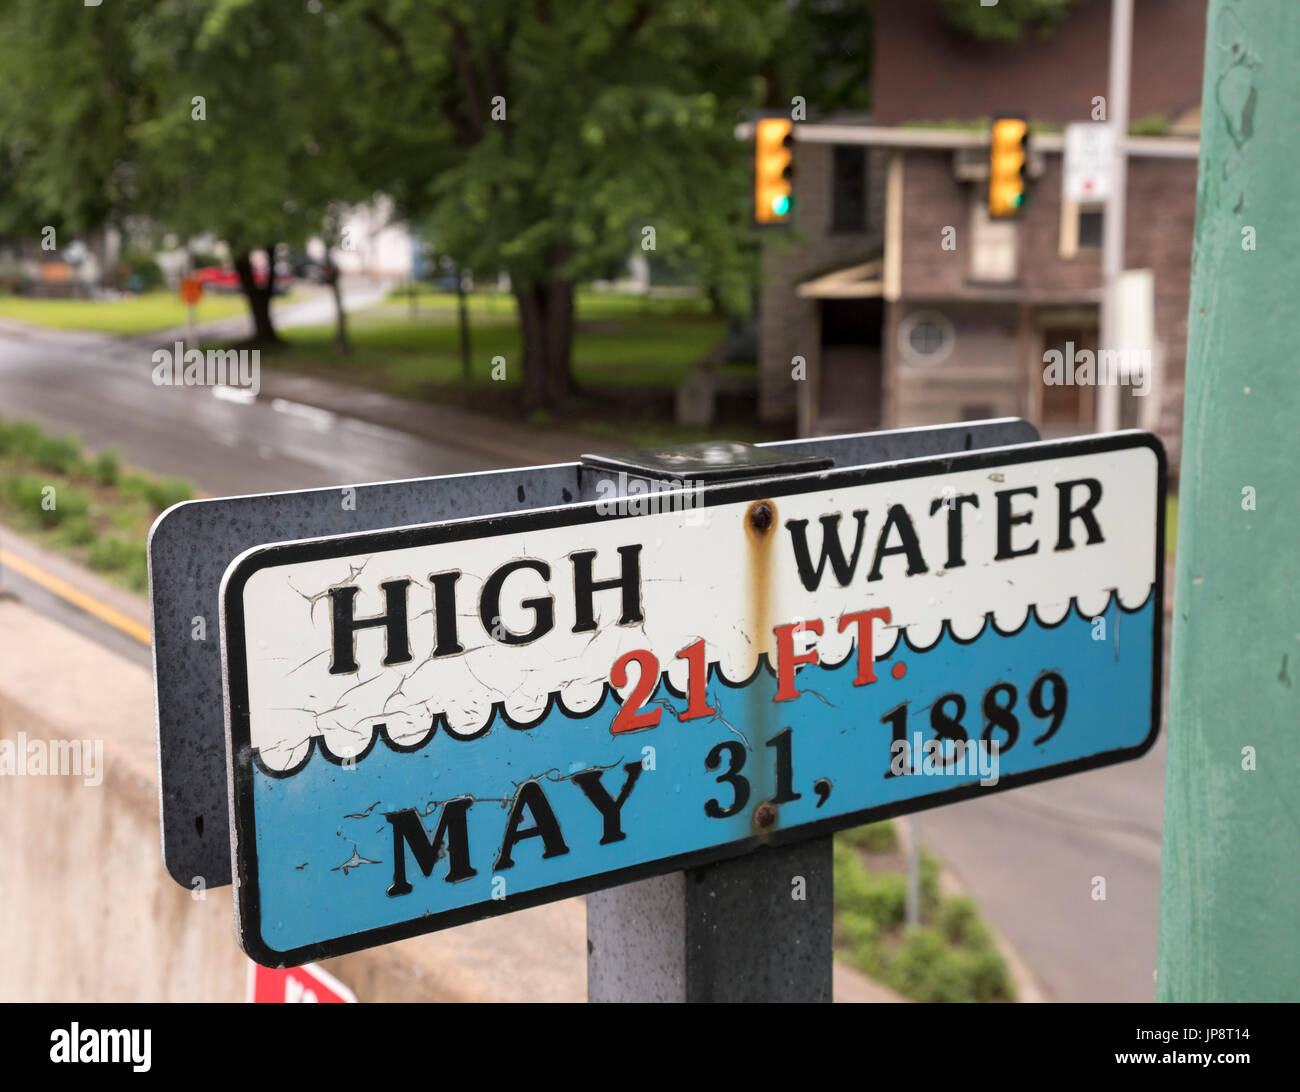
top-left (759, 0), bottom-right (1205, 469)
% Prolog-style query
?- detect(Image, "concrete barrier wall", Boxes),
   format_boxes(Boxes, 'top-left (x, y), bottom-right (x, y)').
top-left (0, 598), bottom-right (587, 1002)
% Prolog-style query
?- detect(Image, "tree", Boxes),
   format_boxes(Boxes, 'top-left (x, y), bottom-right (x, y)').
top-left (0, 0), bottom-right (880, 399)
top-left (937, 0), bottom-right (1075, 42)
top-left (0, 0), bottom-right (368, 346)
top-left (763, 0), bottom-right (876, 117)
top-left (343, 0), bottom-right (777, 410)
top-left (127, 0), bottom-right (368, 345)
top-left (0, 1), bottom-right (151, 258)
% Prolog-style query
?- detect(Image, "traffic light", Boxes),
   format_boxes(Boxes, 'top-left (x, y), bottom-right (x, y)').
top-left (755, 118), bottom-right (794, 224)
top-left (989, 117), bottom-right (1028, 218)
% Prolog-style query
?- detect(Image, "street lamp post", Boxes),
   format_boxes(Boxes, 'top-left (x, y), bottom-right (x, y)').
top-left (1098, 0), bottom-right (1133, 433)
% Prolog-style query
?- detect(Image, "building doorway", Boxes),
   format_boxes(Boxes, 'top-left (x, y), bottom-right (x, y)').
top-left (1040, 323), bottom-right (1099, 435)
top-left (818, 297), bottom-right (884, 432)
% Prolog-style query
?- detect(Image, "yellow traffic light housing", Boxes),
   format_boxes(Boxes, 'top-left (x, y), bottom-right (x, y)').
top-left (755, 118), bottom-right (794, 224)
top-left (989, 117), bottom-right (1028, 218)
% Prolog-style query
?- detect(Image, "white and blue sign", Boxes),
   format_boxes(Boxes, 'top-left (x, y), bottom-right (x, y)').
top-left (221, 433), bottom-right (1165, 966)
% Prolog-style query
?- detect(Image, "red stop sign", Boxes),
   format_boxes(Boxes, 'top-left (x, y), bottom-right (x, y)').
top-left (249, 962), bottom-right (356, 1003)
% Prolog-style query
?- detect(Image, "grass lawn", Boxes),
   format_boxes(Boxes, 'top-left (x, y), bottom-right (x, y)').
top-left (251, 290), bottom-right (768, 448)
top-left (0, 290), bottom-right (255, 336)
top-left (275, 290), bottom-right (732, 392)
top-left (389, 284), bottom-right (715, 315)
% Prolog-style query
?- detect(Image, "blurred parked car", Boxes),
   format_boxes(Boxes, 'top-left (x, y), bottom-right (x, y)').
top-left (193, 265), bottom-right (292, 296)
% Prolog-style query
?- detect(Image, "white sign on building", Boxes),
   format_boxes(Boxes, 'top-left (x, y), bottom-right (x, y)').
top-left (1063, 122), bottom-right (1116, 204)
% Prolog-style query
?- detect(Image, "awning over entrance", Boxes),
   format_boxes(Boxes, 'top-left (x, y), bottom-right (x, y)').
top-left (796, 258), bottom-right (884, 299)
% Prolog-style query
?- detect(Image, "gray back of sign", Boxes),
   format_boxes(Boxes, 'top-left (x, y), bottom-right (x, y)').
top-left (149, 418), bottom-right (1038, 888)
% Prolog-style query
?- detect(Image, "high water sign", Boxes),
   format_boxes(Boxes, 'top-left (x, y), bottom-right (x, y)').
top-left (221, 432), bottom-right (1165, 965)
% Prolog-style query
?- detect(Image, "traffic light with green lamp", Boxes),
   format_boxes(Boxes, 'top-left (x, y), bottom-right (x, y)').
top-left (989, 117), bottom-right (1029, 218)
top-left (755, 118), bottom-right (794, 224)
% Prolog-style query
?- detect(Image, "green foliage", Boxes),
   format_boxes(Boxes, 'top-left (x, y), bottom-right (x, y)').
top-left (251, 292), bottom-right (726, 393)
top-left (834, 840), bottom-right (907, 922)
top-left (890, 923), bottom-right (1013, 1003)
top-left (920, 847), bottom-right (942, 915)
top-left (55, 516), bottom-right (98, 548)
top-left (0, 417), bottom-right (186, 591)
top-left (341, 0), bottom-right (781, 325)
top-left (937, 0), bottom-right (1074, 42)
top-left (0, 1), bottom-right (147, 237)
top-left (33, 433), bottom-right (83, 476)
top-left (4, 475), bottom-right (54, 526)
top-left (127, 1), bottom-right (368, 256)
top-left (0, 0), bottom-right (365, 349)
top-left (148, 477), bottom-right (194, 511)
top-left (0, 418), bottom-right (45, 458)
top-left (90, 448), bottom-right (121, 487)
top-left (833, 836), bottom-right (1014, 1002)
top-left (2, 476), bottom-right (89, 528)
top-left (0, 416), bottom-right (86, 475)
top-left (839, 820), bottom-right (899, 853)
top-left (889, 928), bottom-right (975, 1002)
top-left (782, 0), bottom-right (876, 116)
top-left (51, 486), bottom-right (91, 523)
top-left (88, 535), bottom-right (148, 591)
top-left (119, 250), bottom-right (165, 291)
top-left (120, 473), bottom-right (192, 512)
top-left (1130, 113), bottom-right (1171, 137)
top-left (0, 1), bottom-right (872, 395)
top-left (901, 117), bottom-right (1062, 134)
top-left (936, 893), bottom-right (981, 944)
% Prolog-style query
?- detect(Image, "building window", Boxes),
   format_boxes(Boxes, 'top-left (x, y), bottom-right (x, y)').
top-left (1060, 201), bottom-right (1104, 259)
top-left (968, 197), bottom-right (1018, 283)
top-left (831, 145), bottom-right (867, 233)
top-left (1078, 207), bottom-right (1104, 248)
top-left (898, 310), bottom-right (955, 365)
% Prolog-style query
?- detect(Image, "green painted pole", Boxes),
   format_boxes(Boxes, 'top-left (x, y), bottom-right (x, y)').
top-left (1158, 0), bottom-right (1300, 1002)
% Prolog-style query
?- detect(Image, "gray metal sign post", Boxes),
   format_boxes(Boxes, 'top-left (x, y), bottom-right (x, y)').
top-left (588, 837), bottom-right (833, 1002)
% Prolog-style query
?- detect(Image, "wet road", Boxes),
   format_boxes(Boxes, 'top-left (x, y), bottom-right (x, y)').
top-left (0, 297), bottom-right (500, 498)
top-left (919, 730), bottom-right (1166, 1001)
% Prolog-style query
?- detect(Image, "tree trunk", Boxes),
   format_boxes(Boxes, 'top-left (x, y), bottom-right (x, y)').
top-left (454, 262), bottom-right (471, 381)
top-left (544, 278), bottom-right (574, 406)
top-left (324, 251), bottom-right (350, 354)
top-left (233, 250), bottom-right (281, 345)
top-left (513, 277), bottom-right (575, 411)
top-left (515, 283), bottom-right (546, 408)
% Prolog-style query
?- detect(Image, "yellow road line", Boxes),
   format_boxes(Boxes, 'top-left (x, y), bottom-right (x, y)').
top-left (0, 548), bottom-right (152, 647)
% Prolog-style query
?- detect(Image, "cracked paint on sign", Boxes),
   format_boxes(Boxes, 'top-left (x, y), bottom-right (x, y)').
top-left (221, 436), bottom-right (1164, 965)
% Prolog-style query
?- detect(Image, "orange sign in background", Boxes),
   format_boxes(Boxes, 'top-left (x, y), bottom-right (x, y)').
top-left (180, 276), bottom-right (203, 305)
